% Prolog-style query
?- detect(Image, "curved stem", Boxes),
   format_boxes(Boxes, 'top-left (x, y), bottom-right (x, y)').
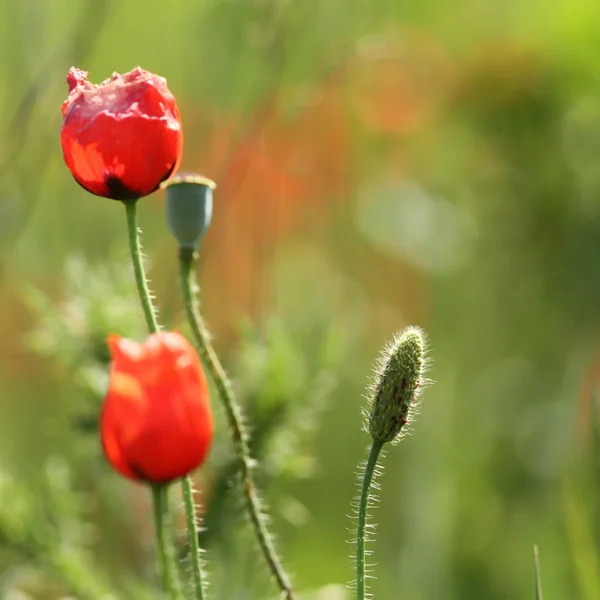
top-left (182, 476), bottom-right (207, 599)
top-left (356, 439), bottom-right (384, 600)
top-left (124, 200), bottom-right (159, 333)
top-left (178, 246), bottom-right (297, 600)
top-left (151, 485), bottom-right (184, 600)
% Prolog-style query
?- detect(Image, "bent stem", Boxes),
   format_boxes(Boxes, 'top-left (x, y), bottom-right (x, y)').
top-left (356, 438), bottom-right (385, 600)
top-left (151, 485), bottom-right (184, 600)
top-left (178, 246), bottom-right (296, 600)
top-left (124, 200), bottom-right (205, 599)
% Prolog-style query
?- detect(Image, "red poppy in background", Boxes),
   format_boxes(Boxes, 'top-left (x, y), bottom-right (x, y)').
top-left (100, 332), bottom-right (213, 484)
top-left (349, 26), bottom-right (454, 134)
top-left (187, 81), bottom-right (352, 334)
top-left (61, 67), bottom-right (182, 200)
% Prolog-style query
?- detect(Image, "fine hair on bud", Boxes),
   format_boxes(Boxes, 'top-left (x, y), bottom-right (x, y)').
top-left (366, 326), bottom-right (428, 444)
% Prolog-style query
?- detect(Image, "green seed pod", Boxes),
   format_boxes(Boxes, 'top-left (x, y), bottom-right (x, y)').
top-left (367, 326), bottom-right (427, 444)
top-left (162, 172), bottom-right (216, 249)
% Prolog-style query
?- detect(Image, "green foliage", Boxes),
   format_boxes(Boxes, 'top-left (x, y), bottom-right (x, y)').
top-left (17, 250), bottom-right (347, 597)
top-left (23, 253), bottom-right (145, 430)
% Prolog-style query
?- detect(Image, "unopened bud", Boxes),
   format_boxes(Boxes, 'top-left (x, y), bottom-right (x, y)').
top-left (162, 172), bottom-right (215, 249)
top-left (367, 326), bottom-right (427, 444)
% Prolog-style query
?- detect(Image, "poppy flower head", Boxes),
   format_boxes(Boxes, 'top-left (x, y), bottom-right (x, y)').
top-left (61, 66), bottom-right (183, 201)
top-left (100, 332), bottom-right (213, 484)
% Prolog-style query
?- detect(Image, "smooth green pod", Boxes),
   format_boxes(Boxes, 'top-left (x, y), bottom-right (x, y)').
top-left (163, 172), bottom-right (216, 249)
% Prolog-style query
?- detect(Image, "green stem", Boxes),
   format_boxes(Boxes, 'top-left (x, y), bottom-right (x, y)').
top-left (124, 200), bottom-right (189, 599)
top-left (151, 486), bottom-right (184, 600)
top-left (356, 438), bottom-right (384, 600)
top-left (182, 476), bottom-right (207, 599)
top-left (178, 246), bottom-right (296, 600)
top-left (124, 200), bottom-right (159, 333)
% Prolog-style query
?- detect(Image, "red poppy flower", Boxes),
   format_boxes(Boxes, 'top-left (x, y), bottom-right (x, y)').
top-left (61, 66), bottom-right (183, 200)
top-left (100, 332), bottom-right (213, 483)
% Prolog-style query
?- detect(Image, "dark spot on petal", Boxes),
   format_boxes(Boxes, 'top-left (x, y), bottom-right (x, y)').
top-left (126, 459), bottom-right (150, 481)
top-left (105, 176), bottom-right (139, 200)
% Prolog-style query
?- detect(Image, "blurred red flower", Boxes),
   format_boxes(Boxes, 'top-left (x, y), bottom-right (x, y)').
top-left (189, 81), bottom-right (352, 331)
top-left (61, 67), bottom-right (182, 200)
top-left (100, 332), bottom-right (212, 484)
top-left (349, 27), bottom-right (454, 135)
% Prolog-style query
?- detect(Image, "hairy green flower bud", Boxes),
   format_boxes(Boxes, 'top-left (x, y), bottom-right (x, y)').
top-left (162, 172), bottom-right (215, 249)
top-left (367, 326), bottom-right (427, 444)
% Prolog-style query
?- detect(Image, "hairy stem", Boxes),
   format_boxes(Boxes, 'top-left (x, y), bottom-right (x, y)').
top-left (178, 246), bottom-right (296, 600)
top-left (124, 200), bottom-right (194, 599)
top-left (182, 476), bottom-right (207, 599)
top-left (356, 439), bottom-right (384, 600)
top-left (124, 200), bottom-right (159, 333)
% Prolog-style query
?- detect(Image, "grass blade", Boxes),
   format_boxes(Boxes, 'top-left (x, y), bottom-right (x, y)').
top-left (534, 545), bottom-right (543, 600)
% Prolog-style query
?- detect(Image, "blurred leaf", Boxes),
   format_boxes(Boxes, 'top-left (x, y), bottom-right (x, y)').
top-left (562, 479), bottom-right (600, 600)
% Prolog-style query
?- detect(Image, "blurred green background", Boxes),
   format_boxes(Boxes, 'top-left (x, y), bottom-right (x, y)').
top-left (3, 0), bottom-right (600, 598)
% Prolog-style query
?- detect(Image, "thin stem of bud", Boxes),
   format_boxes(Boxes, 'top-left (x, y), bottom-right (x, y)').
top-left (356, 438), bottom-right (385, 600)
top-left (178, 246), bottom-right (296, 600)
